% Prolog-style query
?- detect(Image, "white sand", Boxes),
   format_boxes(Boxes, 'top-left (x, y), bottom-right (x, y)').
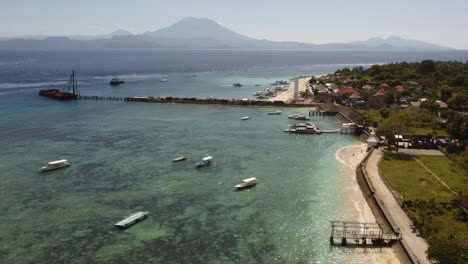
top-left (268, 77), bottom-right (311, 102)
top-left (336, 144), bottom-right (401, 264)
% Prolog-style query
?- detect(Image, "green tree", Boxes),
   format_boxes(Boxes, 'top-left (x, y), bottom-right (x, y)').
top-left (384, 91), bottom-right (396, 106)
top-left (447, 93), bottom-right (468, 108)
top-left (379, 107), bottom-right (391, 118)
top-left (420, 60), bottom-right (436, 74)
top-left (420, 99), bottom-right (440, 114)
top-left (427, 234), bottom-right (468, 264)
top-left (446, 112), bottom-right (468, 148)
top-left (299, 89), bottom-right (311, 98)
top-left (440, 85), bottom-right (453, 102)
top-left (377, 111), bottom-right (412, 153)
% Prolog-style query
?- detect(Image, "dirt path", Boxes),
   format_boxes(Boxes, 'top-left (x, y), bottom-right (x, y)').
top-left (366, 149), bottom-right (430, 264)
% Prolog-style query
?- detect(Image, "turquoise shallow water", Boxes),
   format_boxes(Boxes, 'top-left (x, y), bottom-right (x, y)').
top-left (0, 92), bottom-right (366, 263)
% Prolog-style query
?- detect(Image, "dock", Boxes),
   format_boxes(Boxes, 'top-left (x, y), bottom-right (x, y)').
top-left (329, 221), bottom-right (400, 247)
top-left (114, 211), bottom-right (149, 229)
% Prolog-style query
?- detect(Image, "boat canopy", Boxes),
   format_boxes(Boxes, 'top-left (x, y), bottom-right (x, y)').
top-left (243, 177), bottom-right (257, 182)
top-left (48, 159), bottom-right (68, 165)
top-left (202, 156), bottom-right (213, 161)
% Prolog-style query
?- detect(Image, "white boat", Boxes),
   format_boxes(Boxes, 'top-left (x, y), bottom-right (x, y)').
top-left (173, 156), bottom-right (187, 162)
top-left (40, 159), bottom-right (70, 172)
top-left (235, 177), bottom-right (257, 190)
top-left (288, 114), bottom-right (310, 120)
top-left (241, 116), bottom-right (251, 120)
top-left (268, 110), bottom-right (282, 115)
top-left (114, 211), bottom-right (149, 229)
top-left (285, 127), bottom-right (321, 135)
top-left (195, 156), bottom-right (213, 168)
top-left (160, 79), bottom-right (169, 82)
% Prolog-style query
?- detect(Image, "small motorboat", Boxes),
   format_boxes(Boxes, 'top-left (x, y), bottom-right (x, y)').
top-left (40, 159), bottom-right (70, 172)
top-left (160, 79), bottom-right (169, 82)
top-left (195, 156), bottom-right (213, 168)
top-left (233, 83), bottom-right (243, 87)
top-left (114, 211), bottom-right (149, 229)
top-left (173, 156), bottom-right (187, 162)
top-left (288, 114), bottom-right (310, 120)
top-left (110, 77), bottom-right (124, 85)
top-left (234, 177), bottom-right (257, 191)
top-left (241, 116), bottom-right (251, 120)
top-left (268, 111), bottom-right (282, 115)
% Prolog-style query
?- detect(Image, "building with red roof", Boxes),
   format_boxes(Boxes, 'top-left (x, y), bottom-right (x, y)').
top-left (375, 88), bottom-right (386, 96)
top-left (380, 83), bottom-right (390, 89)
top-left (336, 87), bottom-right (361, 102)
top-left (395, 85), bottom-right (405, 92)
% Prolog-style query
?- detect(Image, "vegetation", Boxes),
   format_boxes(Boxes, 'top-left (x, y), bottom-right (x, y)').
top-left (379, 152), bottom-right (468, 264)
top-left (338, 61), bottom-right (468, 263)
top-left (335, 60), bottom-right (468, 107)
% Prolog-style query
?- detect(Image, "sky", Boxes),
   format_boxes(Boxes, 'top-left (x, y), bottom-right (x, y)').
top-left (1, 0), bottom-right (468, 49)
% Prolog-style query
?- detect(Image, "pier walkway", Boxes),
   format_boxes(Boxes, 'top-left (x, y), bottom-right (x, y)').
top-left (78, 95), bottom-right (319, 107)
top-left (329, 221), bottom-right (400, 247)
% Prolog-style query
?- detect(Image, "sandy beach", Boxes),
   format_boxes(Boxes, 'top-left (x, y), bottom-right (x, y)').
top-left (268, 77), bottom-right (311, 102)
top-left (336, 144), bottom-right (401, 264)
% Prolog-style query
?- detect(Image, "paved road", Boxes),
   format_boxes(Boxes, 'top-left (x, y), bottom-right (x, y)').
top-left (366, 149), bottom-right (430, 264)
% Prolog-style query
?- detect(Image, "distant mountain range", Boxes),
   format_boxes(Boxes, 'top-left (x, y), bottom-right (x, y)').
top-left (0, 17), bottom-right (454, 50)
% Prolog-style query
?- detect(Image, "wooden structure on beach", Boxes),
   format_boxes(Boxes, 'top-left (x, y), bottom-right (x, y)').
top-left (329, 221), bottom-right (400, 247)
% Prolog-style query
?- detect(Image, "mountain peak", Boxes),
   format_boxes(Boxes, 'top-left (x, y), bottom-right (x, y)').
top-left (357, 35), bottom-right (452, 50)
top-left (110, 29), bottom-right (132, 36)
top-left (144, 17), bottom-right (249, 42)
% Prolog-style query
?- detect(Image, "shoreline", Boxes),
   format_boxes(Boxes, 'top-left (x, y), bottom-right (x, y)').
top-left (335, 144), bottom-right (401, 264)
top-left (267, 76), bottom-right (311, 102)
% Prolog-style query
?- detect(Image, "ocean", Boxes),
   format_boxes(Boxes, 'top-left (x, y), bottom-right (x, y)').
top-left (1, 50), bottom-right (468, 263)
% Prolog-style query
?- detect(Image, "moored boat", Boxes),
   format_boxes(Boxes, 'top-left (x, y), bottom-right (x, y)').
top-left (173, 156), bottom-right (187, 162)
top-left (110, 77), bottom-right (124, 85)
top-left (195, 156), bottom-right (213, 168)
top-left (39, 70), bottom-right (79, 100)
top-left (114, 211), bottom-right (149, 229)
top-left (40, 159), bottom-right (70, 172)
top-left (268, 110), bottom-right (282, 115)
top-left (160, 79), bottom-right (169, 82)
top-left (285, 127), bottom-right (321, 135)
top-left (288, 114), bottom-right (310, 120)
top-left (241, 116), bottom-right (251, 120)
top-left (234, 177), bottom-right (257, 190)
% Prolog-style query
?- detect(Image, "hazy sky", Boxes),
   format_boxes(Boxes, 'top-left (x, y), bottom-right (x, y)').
top-left (2, 0), bottom-right (468, 48)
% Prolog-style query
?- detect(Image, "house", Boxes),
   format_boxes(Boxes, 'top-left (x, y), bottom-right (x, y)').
top-left (362, 84), bottom-right (374, 90)
top-left (380, 83), bottom-right (390, 90)
top-left (375, 88), bottom-right (386, 96)
top-left (410, 99), bottom-right (448, 109)
top-left (367, 133), bottom-right (380, 149)
top-left (395, 85), bottom-right (405, 92)
top-left (336, 87), bottom-right (361, 102)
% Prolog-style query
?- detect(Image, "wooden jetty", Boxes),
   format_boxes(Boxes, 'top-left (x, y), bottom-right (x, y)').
top-left (329, 221), bottom-right (400, 247)
top-left (114, 211), bottom-right (149, 229)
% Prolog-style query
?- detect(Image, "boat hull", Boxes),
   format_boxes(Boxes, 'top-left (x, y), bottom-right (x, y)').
top-left (114, 212), bottom-right (149, 229)
top-left (173, 156), bottom-right (187, 162)
top-left (40, 163), bottom-right (70, 172)
top-left (235, 182), bottom-right (257, 191)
